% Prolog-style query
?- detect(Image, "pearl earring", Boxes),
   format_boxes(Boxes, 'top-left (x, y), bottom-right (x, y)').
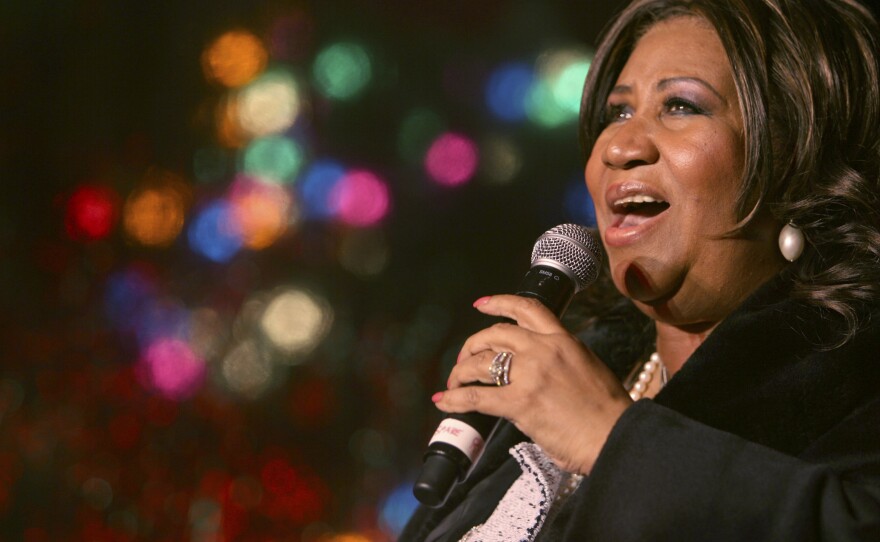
top-left (778, 222), bottom-right (805, 262)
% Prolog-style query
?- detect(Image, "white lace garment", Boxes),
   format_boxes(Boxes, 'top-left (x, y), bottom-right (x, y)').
top-left (458, 442), bottom-right (581, 542)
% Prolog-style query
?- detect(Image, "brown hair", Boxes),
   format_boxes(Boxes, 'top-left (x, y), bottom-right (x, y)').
top-left (580, 0), bottom-right (880, 344)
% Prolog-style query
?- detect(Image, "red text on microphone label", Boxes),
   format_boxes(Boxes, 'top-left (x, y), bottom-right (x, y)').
top-left (428, 419), bottom-right (486, 463)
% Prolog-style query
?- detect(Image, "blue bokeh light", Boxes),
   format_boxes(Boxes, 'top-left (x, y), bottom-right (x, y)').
top-left (297, 159), bottom-right (347, 220)
top-left (187, 200), bottom-right (244, 262)
top-left (485, 62), bottom-right (535, 122)
top-left (379, 482), bottom-right (420, 538)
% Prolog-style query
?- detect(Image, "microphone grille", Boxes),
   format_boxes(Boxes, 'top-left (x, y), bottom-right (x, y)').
top-left (530, 224), bottom-right (603, 291)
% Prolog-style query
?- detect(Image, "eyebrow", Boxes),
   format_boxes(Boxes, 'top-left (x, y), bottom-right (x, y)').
top-left (609, 76), bottom-right (726, 102)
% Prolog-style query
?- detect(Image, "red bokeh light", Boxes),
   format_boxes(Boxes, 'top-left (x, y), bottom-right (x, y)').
top-left (65, 184), bottom-right (119, 241)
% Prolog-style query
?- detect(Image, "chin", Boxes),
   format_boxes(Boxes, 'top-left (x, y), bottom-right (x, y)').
top-left (611, 256), bottom-right (676, 304)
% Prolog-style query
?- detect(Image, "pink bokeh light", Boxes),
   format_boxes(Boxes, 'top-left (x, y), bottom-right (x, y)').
top-left (424, 132), bottom-right (479, 186)
top-left (329, 169), bottom-right (390, 226)
top-left (139, 338), bottom-right (206, 400)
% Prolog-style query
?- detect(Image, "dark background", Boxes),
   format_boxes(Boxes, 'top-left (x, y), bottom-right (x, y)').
top-left (1, 1), bottom-right (876, 540)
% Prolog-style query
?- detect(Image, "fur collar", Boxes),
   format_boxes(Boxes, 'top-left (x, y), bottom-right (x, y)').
top-left (655, 275), bottom-right (880, 455)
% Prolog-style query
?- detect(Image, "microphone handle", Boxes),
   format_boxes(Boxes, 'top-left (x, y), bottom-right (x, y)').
top-left (413, 265), bottom-right (576, 507)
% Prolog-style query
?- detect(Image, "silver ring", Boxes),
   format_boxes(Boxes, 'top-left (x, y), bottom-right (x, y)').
top-left (489, 352), bottom-right (513, 386)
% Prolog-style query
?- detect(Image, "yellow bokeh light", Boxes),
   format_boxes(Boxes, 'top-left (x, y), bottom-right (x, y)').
top-left (202, 30), bottom-right (268, 88)
top-left (123, 169), bottom-right (192, 247)
top-left (236, 69), bottom-right (302, 137)
top-left (260, 287), bottom-right (333, 360)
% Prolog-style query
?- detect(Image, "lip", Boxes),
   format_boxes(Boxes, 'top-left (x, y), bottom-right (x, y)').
top-left (603, 181), bottom-right (670, 248)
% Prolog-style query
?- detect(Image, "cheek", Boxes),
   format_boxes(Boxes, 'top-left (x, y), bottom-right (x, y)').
top-left (584, 153), bottom-right (604, 211)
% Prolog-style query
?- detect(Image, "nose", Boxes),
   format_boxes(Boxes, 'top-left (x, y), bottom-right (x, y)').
top-left (601, 118), bottom-right (659, 169)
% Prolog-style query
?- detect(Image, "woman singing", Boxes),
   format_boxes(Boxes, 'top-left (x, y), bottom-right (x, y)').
top-left (401, 0), bottom-right (880, 540)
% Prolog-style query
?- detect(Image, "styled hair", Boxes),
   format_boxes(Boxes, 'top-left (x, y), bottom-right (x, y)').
top-left (579, 0), bottom-right (880, 344)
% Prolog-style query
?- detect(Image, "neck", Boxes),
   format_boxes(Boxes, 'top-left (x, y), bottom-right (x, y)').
top-left (654, 320), bottom-right (718, 376)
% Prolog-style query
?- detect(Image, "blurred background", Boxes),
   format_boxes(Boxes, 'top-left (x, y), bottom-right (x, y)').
top-left (3, 0), bottom-right (876, 540)
top-left (0, 1), bottom-right (623, 539)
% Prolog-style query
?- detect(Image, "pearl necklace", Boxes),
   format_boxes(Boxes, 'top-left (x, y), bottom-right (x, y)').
top-left (555, 352), bottom-right (667, 505)
top-left (628, 352), bottom-right (668, 401)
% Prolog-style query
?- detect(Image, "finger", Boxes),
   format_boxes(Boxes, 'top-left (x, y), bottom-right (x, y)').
top-left (434, 384), bottom-right (510, 420)
top-left (448, 350), bottom-right (498, 388)
top-left (473, 294), bottom-right (567, 333)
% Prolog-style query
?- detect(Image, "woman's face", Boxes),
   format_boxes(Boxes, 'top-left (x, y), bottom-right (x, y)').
top-left (585, 16), bottom-right (782, 328)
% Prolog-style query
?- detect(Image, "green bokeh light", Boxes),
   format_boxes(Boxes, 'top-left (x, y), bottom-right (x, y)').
top-left (313, 42), bottom-right (373, 100)
top-left (528, 49), bottom-right (593, 128)
top-left (526, 79), bottom-right (569, 128)
top-left (553, 60), bottom-right (591, 115)
top-left (241, 136), bottom-right (305, 184)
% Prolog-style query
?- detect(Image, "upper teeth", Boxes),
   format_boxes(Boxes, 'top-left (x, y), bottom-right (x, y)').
top-left (615, 195), bottom-right (666, 205)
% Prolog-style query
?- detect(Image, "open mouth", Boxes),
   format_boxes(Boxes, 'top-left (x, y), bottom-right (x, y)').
top-left (612, 195), bottom-right (670, 228)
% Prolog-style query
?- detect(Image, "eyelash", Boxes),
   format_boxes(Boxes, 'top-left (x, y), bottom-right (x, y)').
top-left (664, 97), bottom-right (705, 115)
top-left (600, 97), bottom-right (706, 125)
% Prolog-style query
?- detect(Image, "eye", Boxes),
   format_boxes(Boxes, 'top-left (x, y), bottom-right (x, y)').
top-left (602, 103), bottom-right (632, 125)
top-left (664, 97), bottom-right (705, 116)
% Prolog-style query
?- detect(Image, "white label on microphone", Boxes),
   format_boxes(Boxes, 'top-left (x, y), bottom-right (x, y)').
top-left (428, 419), bottom-right (486, 463)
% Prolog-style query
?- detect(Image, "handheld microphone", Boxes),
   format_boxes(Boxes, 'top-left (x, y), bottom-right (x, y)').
top-left (413, 223), bottom-right (603, 507)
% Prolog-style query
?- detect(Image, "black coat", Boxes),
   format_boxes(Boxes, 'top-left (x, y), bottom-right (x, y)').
top-left (400, 276), bottom-right (880, 541)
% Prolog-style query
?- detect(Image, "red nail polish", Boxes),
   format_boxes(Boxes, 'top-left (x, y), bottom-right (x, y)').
top-left (473, 296), bottom-right (491, 307)
top-left (431, 392), bottom-right (444, 403)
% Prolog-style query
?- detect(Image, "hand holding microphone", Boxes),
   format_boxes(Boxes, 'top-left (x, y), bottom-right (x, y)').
top-left (414, 224), bottom-right (633, 507)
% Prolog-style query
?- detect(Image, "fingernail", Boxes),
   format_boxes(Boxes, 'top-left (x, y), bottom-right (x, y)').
top-left (473, 296), bottom-right (491, 307)
top-left (431, 392), bottom-right (444, 403)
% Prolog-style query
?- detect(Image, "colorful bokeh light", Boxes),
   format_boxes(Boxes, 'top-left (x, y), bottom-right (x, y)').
top-left (188, 200), bottom-right (244, 262)
top-left (202, 30), bottom-right (268, 88)
top-left (138, 338), bottom-right (206, 400)
top-left (329, 169), bottom-right (391, 226)
top-left (379, 482), bottom-right (420, 538)
top-left (65, 184), bottom-right (119, 241)
top-left (485, 62), bottom-right (534, 122)
top-left (241, 135), bottom-right (305, 185)
top-left (11, 3), bottom-right (605, 539)
top-left (228, 177), bottom-right (292, 250)
top-left (260, 287), bottom-right (333, 359)
top-left (528, 48), bottom-right (592, 127)
top-left (526, 78), bottom-right (569, 127)
top-left (123, 170), bottom-right (191, 247)
top-left (313, 42), bottom-right (372, 100)
top-left (297, 160), bottom-right (346, 220)
top-left (424, 132), bottom-right (479, 186)
top-left (236, 68), bottom-right (302, 138)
